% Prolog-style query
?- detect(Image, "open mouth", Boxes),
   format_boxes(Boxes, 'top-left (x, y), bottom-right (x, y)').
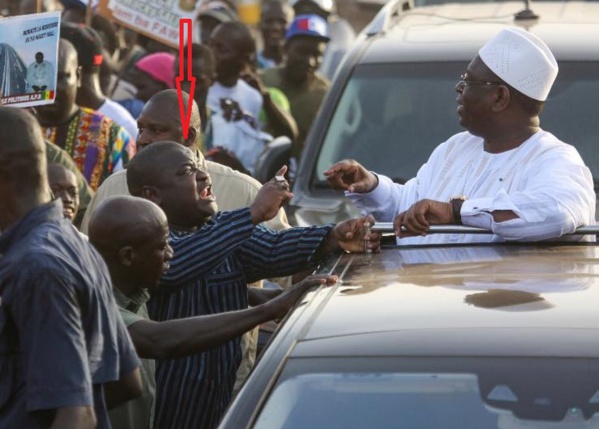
top-left (199, 185), bottom-right (215, 201)
top-left (163, 262), bottom-right (170, 273)
top-left (63, 207), bottom-right (74, 219)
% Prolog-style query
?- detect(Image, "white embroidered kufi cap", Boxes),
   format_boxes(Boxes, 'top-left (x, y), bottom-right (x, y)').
top-left (479, 27), bottom-right (558, 101)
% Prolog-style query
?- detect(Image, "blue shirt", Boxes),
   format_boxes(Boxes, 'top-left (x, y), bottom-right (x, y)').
top-left (256, 51), bottom-right (277, 70)
top-left (0, 200), bottom-right (140, 428)
top-left (148, 208), bottom-right (332, 429)
top-left (116, 98), bottom-right (144, 120)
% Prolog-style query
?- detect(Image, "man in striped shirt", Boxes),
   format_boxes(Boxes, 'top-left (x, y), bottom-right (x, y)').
top-left (90, 195), bottom-right (338, 429)
top-left (126, 141), bottom-right (379, 429)
top-left (79, 88), bottom-right (291, 396)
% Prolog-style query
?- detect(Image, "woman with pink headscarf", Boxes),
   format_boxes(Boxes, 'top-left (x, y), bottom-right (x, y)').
top-left (133, 52), bottom-right (176, 102)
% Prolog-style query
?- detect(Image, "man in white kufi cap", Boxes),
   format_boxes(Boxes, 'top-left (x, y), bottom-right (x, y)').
top-left (325, 27), bottom-right (595, 244)
top-left (478, 28), bottom-right (558, 102)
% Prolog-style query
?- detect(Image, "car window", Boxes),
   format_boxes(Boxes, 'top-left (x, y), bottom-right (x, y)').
top-left (541, 62), bottom-right (599, 188)
top-left (254, 373), bottom-right (494, 429)
top-left (313, 61), bottom-right (599, 189)
top-left (253, 372), bottom-right (599, 429)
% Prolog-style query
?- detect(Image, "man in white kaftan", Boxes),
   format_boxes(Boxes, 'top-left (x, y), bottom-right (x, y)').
top-left (325, 27), bottom-right (596, 244)
top-left (27, 52), bottom-right (54, 92)
top-left (346, 130), bottom-right (595, 244)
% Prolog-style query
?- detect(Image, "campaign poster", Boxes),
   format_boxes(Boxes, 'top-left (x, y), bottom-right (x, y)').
top-left (98, 0), bottom-right (196, 48)
top-left (0, 11), bottom-right (60, 108)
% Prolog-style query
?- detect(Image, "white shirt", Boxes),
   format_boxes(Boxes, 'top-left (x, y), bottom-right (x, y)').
top-left (207, 80), bottom-right (263, 121)
top-left (207, 80), bottom-right (265, 174)
top-left (348, 130), bottom-right (596, 244)
top-left (98, 98), bottom-right (139, 140)
top-left (109, 77), bottom-right (137, 101)
top-left (26, 60), bottom-right (54, 90)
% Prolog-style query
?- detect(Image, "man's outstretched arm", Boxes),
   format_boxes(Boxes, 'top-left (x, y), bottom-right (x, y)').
top-left (127, 275), bottom-right (337, 360)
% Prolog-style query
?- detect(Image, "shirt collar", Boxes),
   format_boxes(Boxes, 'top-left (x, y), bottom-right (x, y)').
top-left (113, 286), bottom-right (151, 313)
top-left (0, 199), bottom-right (62, 253)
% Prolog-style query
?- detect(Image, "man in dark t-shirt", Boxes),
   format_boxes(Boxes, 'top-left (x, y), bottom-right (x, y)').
top-left (0, 107), bottom-right (141, 428)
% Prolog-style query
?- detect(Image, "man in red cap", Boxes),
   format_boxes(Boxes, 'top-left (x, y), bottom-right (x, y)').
top-left (261, 14), bottom-right (330, 163)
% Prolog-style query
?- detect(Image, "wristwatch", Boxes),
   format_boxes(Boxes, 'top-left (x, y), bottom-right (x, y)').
top-left (450, 197), bottom-right (466, 224)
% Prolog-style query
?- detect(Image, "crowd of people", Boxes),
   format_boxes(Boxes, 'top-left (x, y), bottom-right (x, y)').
top-left (0, 0), bottom-right (597, 428)
top-left (0, 2), bottom-right (374, 428)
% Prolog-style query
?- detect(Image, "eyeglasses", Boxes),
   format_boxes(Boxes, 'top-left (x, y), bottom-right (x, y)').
top-left (457, 73), bottom-right (503, 88)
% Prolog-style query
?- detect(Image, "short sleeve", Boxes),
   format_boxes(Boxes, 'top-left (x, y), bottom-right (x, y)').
top-left (114, 311), bottom-right (141, 377)
top-left (118, 306), bottom-right (146, 328)
top-left (13, 271), bottom-right (93, 412)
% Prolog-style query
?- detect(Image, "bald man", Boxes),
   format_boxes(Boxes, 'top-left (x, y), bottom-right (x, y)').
top-left (125, 141), bottom-right (379, 429)
top-left (89, 196), bottom-right (336, 429)
top-left (48, 163), bottom-right (80, 222)
top-left (0, 107), bottom-right (141, 429)
top-left (81, 89), bottom-right (289, 232)
top-left (79, 88), bottom-right (291, 390)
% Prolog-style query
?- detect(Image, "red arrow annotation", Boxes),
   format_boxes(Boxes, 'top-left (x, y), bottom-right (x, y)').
top-left (175, 19), bottom-right (196, 140)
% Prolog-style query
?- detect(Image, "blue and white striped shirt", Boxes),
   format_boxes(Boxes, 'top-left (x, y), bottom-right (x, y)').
top-left (148, 208), bottom-right (332, 429)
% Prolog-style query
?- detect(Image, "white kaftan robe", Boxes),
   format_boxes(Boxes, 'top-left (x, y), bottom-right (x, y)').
top-left (26, 60), bottom-right (53, 91)
top-left (347, 130), bottom-right (596, 244)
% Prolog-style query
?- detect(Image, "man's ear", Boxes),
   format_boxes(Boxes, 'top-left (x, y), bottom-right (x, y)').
top-left (117, 245), bottom-right (134, 266)
top-left (184, 127), bottom-right (198, 148)
top-left (492, 85), bottom-right (511, 112)
top-left (142, 185), bottom-right (161, 205)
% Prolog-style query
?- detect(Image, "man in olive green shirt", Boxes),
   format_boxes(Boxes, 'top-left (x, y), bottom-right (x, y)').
top-left (260, 14), bottom-right (330, 161)
top-left (109, 288), bottom-right (156, 429)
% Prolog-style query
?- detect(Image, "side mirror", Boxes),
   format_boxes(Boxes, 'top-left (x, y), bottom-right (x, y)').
top-left (254, 136), bottom-right (292, 184)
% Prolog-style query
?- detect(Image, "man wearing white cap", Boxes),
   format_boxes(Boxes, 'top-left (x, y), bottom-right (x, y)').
top-left (325, 27), bottom-right (596, 244)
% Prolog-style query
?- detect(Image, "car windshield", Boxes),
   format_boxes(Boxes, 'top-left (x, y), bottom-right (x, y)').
top-left (314, 62), bottom-right (599, 188)
top-left (253, 364), bottom-right (599, 429)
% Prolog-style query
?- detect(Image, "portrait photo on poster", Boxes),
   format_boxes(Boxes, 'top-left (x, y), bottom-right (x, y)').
top-left (0, 11), bottom-right (61, 108)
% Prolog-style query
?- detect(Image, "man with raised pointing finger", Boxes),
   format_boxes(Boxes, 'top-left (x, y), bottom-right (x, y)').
top-left (81, 89), bottom-right (289, 232)
top-left (325, 27), bottom-right (595, 244)
top-left (126, 141), bottom-right (379, 429)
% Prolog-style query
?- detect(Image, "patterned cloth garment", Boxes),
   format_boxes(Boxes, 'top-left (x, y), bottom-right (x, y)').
top-left (42, 108), bottom-right (135, 190)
